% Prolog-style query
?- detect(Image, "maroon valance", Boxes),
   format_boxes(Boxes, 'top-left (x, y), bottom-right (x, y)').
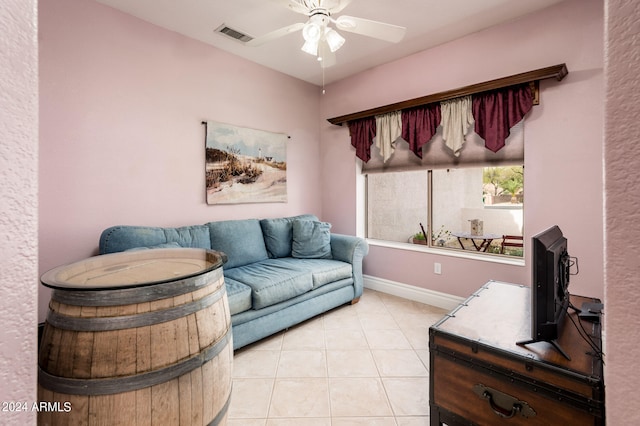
top-left (401, 104), bottom-right (441, 159)
top-left (347, 83), bottom-right (534, 163)
top-left (472, 83), bottom-right (533, 153)
top-left (348, 117), bottom-right (376, 162)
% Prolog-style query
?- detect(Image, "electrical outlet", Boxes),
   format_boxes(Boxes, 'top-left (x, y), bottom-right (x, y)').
top-left (434, 262), bottom-right (442, 275)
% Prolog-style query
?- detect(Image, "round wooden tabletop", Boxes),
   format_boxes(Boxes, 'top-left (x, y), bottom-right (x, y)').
top-left (41, 248), bottom-right (226, 290)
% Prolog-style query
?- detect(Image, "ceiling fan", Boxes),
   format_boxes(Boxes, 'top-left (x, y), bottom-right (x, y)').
top-left (246, 0), bottom-right (406, 68)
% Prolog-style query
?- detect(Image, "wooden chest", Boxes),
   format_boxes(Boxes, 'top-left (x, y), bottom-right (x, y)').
top-left (429, 281), bottom-right (604, 425)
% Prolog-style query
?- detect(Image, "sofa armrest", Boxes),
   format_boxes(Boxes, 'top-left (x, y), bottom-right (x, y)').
top-left (330, 233), bottom-right (368, 263)
top-left (330, 233), bottom-right (369, 299)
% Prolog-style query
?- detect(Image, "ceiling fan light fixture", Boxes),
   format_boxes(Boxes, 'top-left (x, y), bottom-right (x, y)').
top-left (302, 21), bottom-right (322, 42)
top-left (324, 28), bottom-right (345, 52)
top-left (301, 39), bottom-right (319, 56)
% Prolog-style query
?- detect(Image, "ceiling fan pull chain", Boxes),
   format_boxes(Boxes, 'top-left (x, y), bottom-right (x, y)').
top-left (322, 63), bottom-right (326, 94)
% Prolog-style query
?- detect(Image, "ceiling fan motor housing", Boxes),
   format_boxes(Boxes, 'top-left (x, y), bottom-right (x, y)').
top-left (290, 0), bottom-right (343, 14)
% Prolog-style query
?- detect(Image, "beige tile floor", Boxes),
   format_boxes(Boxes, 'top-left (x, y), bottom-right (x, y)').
top-left (228, 288), bottom-right (449, 426)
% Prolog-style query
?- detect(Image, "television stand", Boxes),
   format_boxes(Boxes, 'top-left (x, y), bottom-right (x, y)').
top-left (429, 281), bottom-right (605, 426)
top-left (516, 337), bottom-right (571, 360)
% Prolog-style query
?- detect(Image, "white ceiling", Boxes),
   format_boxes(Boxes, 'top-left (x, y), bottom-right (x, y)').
top-left (95, 0), bottom-right (565, 86)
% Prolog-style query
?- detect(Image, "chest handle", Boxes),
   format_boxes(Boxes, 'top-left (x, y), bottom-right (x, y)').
top-left (473, 383), bottom-right (537, 419)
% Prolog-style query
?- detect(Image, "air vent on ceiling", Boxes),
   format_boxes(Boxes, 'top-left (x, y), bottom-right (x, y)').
top-left (215, 24), bottom-right (254, 43)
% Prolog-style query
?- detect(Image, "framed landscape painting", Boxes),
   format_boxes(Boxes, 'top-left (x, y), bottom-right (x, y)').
top-left (204, 121), bottom-right (287, 205)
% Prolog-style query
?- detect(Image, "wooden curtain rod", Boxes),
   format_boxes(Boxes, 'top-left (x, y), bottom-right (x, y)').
top-left (327, 63), bottom-right (568, 126)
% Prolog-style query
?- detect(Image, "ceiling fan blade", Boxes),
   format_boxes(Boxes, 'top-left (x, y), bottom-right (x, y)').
top-left (327, 0), bottom-right (353, 14)
top-left (278, 0), bottom-right (351, 15)
top-left (335, 15), bottom-right (406, 43)
top-left (270, 0), bottom-right (313, 15)
top-left (245, 22), bottom-right (305, 47)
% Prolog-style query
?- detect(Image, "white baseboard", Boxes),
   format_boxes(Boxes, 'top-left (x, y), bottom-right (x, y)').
top-left (363, 275), bottom-right (464, 311)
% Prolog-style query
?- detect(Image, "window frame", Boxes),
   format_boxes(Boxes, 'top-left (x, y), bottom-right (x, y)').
top-left (361, 166), bottom-right (525, 266)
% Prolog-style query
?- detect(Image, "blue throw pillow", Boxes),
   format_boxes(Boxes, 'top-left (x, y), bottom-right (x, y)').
top-left (260, 214), bottom-right (319, 258)
top-left (291, 220), bottom-right (332, 259)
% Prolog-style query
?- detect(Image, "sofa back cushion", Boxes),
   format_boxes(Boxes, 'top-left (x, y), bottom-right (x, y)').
top-left (207, 219), bottom-right (269, 269)
top-left (99, 225), bottom-right (211, 254)
top-left (260, 214), bottom-right (319, 258)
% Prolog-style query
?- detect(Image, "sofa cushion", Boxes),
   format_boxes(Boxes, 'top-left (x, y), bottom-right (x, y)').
top-left (99, 225), bottom-right (211, 254)
top-left (206, 219), bottom-right (269, 269)
top-left (124, 242), bottom-right (182, 251)
top-left (224, 277), bottom-right (253, 315)
top-left (224, 259), bottom-right (313, 309)
top-left (292, 220), bottom-right (332, 259)
top-left (260, 214), bottom-right (319, 258)
top-left (267, 258), bottom-right (353, 289)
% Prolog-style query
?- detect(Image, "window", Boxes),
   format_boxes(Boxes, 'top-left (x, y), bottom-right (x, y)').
top-left (367, 170), bottom-right (428, 243)
top-left (365, 166), bottom-right (524, 257)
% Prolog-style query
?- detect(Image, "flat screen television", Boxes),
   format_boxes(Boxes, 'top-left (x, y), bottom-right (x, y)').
top-left (517, 225), bottom-right (572, 360)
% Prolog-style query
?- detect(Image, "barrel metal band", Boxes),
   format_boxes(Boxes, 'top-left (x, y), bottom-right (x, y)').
top-left (46, 284), bottom-right (226, 331)
top-left (208, 386), bottom-right (232, 426)
top-left (50, 268), bottom-right (223, 307)
top-left (38, 327), bottom-right (232, 395)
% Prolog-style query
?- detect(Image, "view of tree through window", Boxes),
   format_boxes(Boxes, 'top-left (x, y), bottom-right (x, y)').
top-left (483, 166), bottom-right (524, 205)
top-left (365, 166), bottom-right (524, 257)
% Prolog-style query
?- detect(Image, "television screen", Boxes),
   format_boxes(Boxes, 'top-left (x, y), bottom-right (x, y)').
top-left (517, 225), bottom-right (572, 360)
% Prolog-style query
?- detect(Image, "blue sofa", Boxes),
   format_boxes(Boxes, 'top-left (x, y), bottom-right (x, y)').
top-left (98, 214), bottom-right (369, 350)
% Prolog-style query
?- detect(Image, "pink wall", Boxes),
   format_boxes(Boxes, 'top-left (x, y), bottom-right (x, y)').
top-left (0, 0), bottom-right (38, 422)
top-left (604, 0), bottom-right (640, 421)
top-left (16, 0), bottom-right (640, 420)
top-left (5, 0), bottom-right (638, 419)
top-left (320, 0), bottom-right (604, 300)
top-left (38, 0), bottom-right (322, 320)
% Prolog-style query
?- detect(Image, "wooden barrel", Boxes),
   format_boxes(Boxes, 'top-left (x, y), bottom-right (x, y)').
top-left (38, 248), bottom-right (232, 426)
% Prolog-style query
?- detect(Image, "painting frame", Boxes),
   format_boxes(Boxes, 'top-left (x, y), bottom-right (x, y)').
top-left (204, 120), bottom-right (288, 205)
